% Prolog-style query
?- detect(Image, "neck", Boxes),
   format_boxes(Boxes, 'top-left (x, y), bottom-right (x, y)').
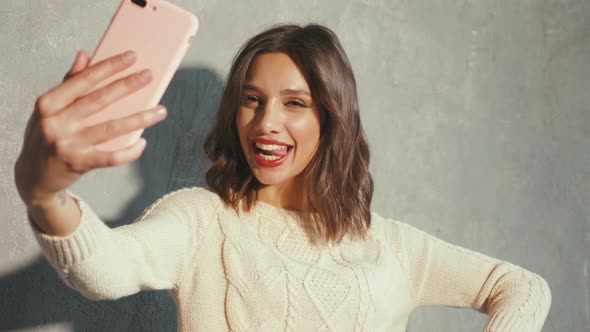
top-left (256, 176), bottom-right (305, 211)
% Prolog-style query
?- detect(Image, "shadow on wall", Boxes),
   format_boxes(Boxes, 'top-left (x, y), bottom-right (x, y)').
top-left (0, 67), bottom-right (224, 332)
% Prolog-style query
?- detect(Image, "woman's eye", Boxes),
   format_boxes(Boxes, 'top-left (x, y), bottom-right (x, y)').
top-left (241, 95), bottom-right (260, 105)
top-left (287, 100), bottom-right (307, 108)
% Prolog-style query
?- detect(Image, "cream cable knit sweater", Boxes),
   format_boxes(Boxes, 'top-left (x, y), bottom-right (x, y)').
top-left (29, 187), bottom-right (551, 331)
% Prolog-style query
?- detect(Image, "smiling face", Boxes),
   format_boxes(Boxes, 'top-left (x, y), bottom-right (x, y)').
top-left (205, 24), bottom-right (372, 241)
top-left (236, 52), bottom-right (322, 198)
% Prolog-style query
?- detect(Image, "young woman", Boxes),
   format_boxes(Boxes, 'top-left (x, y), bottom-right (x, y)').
top-left (15, 24), bottom-right (551, 331)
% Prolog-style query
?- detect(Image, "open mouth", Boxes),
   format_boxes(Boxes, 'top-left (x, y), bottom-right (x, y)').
top-left (252, 141), bottom-right (294, 166)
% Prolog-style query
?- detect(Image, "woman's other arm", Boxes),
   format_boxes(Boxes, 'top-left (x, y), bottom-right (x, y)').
top-left (387, 217), bottom-right (551, 331)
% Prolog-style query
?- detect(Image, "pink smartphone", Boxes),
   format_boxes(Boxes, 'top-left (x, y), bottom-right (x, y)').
top-left (81, 0), bottom-right (199, 151)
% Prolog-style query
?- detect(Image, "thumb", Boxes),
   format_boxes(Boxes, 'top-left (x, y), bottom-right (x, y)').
top-left (64, 50), bottom-right (90, 80)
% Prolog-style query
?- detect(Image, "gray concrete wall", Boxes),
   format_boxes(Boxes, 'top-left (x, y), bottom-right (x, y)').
top-left (1, 0), bottom-right (588, 331)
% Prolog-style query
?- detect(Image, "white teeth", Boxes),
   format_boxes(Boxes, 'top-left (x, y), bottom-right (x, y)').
top-left (255, 142), bottom-right (288, 151)
top-left (257, 152), bottom-right (281, 160)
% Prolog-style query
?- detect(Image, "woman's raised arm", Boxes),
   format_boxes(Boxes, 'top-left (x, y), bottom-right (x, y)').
top-left (28, 187), bottom-right (212, 300)
top-left (14, 49), bottom-right (166, 237)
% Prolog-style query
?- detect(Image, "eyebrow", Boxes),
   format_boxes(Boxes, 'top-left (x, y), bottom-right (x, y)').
top-left (243, 84), bottom-right (310, 97)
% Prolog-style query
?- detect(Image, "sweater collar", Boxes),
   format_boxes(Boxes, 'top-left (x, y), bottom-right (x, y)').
top-left (250, 200), bottom-right (309, 221)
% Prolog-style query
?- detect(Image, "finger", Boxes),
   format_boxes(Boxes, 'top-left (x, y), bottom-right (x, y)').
top-left (84, 137), bottom-right (148, 170)
top-left (77, 106), bottom-right (166, 146)
top-left (64, 68), bottom-right (153, 122)
top-left (41, 50), bottom-right (137, 117)
top-left (76, 50), bottom-right (90, 70)
top-left (64, 50), bottom-right (90, 80)
top-left (63, 51), bottom-right (82, 80)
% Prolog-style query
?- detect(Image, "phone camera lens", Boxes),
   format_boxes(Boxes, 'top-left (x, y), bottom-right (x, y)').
top-left (131, 0), bottom-right (147, 8)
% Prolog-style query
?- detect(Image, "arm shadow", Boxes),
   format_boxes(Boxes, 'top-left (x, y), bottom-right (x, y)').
top-left (0, 67), bottom-right (223, 332)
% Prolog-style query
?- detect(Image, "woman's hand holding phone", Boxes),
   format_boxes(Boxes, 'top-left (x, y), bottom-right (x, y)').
top-left (14, 49), bottom-right (167, 208)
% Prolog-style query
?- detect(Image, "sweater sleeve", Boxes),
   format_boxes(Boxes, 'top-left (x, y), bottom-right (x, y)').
top-left (28, 188), bottom-right (207, 300)
top-left (387, 218), bottom-right (551, 332)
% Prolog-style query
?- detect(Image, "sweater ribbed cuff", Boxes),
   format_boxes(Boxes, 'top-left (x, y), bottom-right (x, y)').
top-left (29, 191), bottom-right (110, 269)
top-left (483, 270), bottom-right (552, 332)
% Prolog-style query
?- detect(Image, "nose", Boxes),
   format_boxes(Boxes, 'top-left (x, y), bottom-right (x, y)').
top-left (254, 98), bottom-right (283, 134)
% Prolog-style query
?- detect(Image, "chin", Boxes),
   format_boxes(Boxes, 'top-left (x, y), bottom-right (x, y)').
top-left (252, 169), bottom-right (292, 186)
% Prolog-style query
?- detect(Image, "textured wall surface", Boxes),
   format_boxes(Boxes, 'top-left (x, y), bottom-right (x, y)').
top-left (1, 0), bottom-right (588, 331)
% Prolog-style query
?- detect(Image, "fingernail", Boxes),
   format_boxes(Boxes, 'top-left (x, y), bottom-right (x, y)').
top-left (122, 50), bottom-right (136, 63)
top-left (154, 107), bottom-right (167, 116)
top-left (138, 69), bottom-right (152, 83)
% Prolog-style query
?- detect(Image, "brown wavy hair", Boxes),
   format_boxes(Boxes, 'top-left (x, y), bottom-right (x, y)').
top-left (204, 23), bottom-right (373, 244)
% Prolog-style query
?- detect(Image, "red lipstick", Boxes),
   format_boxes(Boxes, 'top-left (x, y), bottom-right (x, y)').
top-left (253, 137), bottom-right (292, 146)
top-left (251, 137), bottom-right (293, 168)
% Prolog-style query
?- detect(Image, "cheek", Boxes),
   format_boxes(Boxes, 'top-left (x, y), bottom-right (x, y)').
top-left (290, 113), bottom-right (321, 154)
top-left (236, 108), bottom-right (254, 142)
